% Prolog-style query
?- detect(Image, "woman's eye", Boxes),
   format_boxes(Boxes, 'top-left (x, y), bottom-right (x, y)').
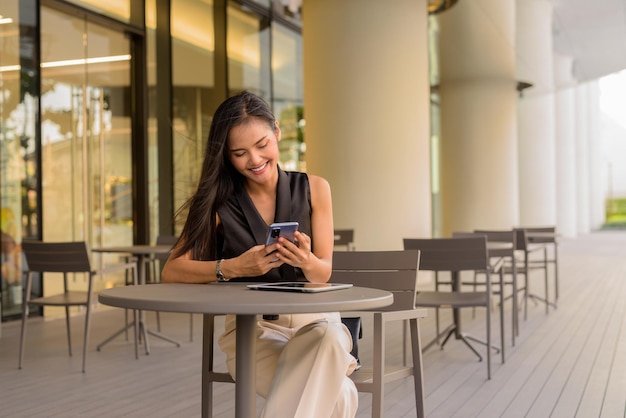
top-left (233, 152), bottom-right (245, 157)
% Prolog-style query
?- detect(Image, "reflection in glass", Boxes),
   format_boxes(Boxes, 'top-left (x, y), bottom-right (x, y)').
top-left (62, 0), bottom-right (131, 24)
top-left (39, 7), bottom-right (132, 302)
top-left (171, 0), bottom-right (216, 222)
top-left (0, 0), bottom-right (36, 319)
top-left (272, 23), bottom-right (304, 171)
top-left (146, 0), bottom-right (159, 242)
top-left (227, 1), bottom-right (271, 101)
top-left (272, 0), bottom-right (302, 27)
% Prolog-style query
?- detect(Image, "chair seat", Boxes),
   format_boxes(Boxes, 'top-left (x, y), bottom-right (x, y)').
top-left (416, 291), bottom-right (488, 308)
top-left (29, 291), bottom-right (90, 306)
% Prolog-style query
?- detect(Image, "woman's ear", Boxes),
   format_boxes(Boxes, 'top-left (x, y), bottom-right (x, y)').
top-left (275, 121), bottom-right (281, 142)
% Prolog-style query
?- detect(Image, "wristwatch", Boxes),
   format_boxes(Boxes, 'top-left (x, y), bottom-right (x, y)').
top-left (216, 259), bottom-right (228, 282)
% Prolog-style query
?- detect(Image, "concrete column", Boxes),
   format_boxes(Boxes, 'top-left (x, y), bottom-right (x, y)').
top-left (516, 0), bottom-right (557, 226)
top-left (575, 83), bottom-right (591, 234)
top-left (554, 54), bottom-right (577, 237)
top-left (586, 80), bottom-right (605, 230)
top-left (438, 0), bottom-right (518, 235)
top-left (303, 0), bottom-right (431, 250)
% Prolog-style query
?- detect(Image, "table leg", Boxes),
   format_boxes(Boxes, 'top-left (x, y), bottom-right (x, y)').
top-left (97, 253), bottom-right (179, 354)
top-left (202, 314), bottom-right (213, 418)
top-left (236, 315), bottom-right (257, 418)
top-left (441, 271), bottom-right (500, 360)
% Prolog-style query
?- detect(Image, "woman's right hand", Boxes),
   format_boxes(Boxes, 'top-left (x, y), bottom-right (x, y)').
top-left (231, 244), bottom-right (284, 277)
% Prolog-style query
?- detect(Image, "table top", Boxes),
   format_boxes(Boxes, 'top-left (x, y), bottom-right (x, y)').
top-left (526, 231), bottom-right (558, 243)
top-left (93, 244), bottom-right (172, 255)
top-left (98, 283), bottom-right (393, 315)
top-left (487, 241), bottom-right (514, 257)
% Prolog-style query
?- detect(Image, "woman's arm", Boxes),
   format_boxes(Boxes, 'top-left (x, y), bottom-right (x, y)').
top-left (161, 240), bottom-right (284, 284)
top-left (273, 174), bottom-right (334, 283)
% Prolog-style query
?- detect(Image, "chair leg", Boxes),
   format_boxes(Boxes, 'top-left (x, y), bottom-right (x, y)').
top-left (190, 313), bottom-right (194, 342)
top-left (124, 309), bottom-right (130, 340)
top-left (554, 244), bottom-right (559, 303)
top-left (18, 303), bottom-right (29, 369)
top-left (82, 304), bottom-right (92, 373)
top-left (543, 247), bottom-right (550, 314)
top-left (65, 306), bottom-right (73, 357)
top-left (511, 265), bottom-right (518, 344)
top-left (410, 318), bottom-right (426, 418)
top-left (371, 314), bottom-right (385, 418)
top-left (435, 308), bottom-right (441, 345)
top-left (202, 314), bottom-right (216, 418)
top-left (472, 271), bottom-right (478, 318)
top-left (486, 299), bottom-right (492, 380)
top-left (134, 309), bottom-right (140, 360)
top-left (499, 269), bottom-right (505, 363)
top-left (524, 256), bottom-right (529, 321)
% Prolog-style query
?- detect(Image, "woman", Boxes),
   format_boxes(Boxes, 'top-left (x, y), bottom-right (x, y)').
top-left (161, 92), bottom-right (358, 418)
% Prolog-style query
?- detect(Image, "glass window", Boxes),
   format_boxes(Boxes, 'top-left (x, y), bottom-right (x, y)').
top-left (272, 0), bottom-right (302, 28)
top-left (227, 1), bottom-right (271, 101)
top-left (63, 0), bottom-right (131, 24)
top-left (39, 7), bottom-right (133, 300)
top-left (1, 0), bottom-right (34, 319)
top-left (251, 0), bottom-right (271, 8)
top-left (271, 23), bottom-right (304, 171)
top-left (146, 0), bottom-right (159, 242)
top-left (171, 0), bottom-right (215, 218)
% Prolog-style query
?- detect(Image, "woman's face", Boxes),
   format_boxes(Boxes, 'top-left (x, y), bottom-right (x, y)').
top-left (228, 117), bottom-right (281, 185)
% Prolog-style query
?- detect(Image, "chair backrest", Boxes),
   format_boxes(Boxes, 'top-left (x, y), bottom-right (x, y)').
top-left (472, 229), bottom-right (518, 255)
top-left (156, 235), bottom-right (178, 246)
top-left (333, 229), bottom-right (355, 250)
top-left (511, 228), bottom-right (531, 251)
top-left (517, 225), bottom-right (557, 244)
top-left (155, 235), bottom-right (178, 262)
top-left (403, 237), bottom-right (489, 272)
top-left (22, 241), bottom-right (91, 273)
top-left (332, 250), bottom-right (420, 311)
top-left (472, 229), bottom-right (517, 246)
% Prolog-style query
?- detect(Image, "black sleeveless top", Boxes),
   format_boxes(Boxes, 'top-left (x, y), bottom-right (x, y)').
top-left (216, 168), bottom-right (312, 282)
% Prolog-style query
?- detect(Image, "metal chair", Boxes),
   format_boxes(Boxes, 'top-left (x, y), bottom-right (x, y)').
top-left (333, 250), bottom-right (426, 418)
top-left (201, 313), bottom-right (235, 417)
top-left (472, 229), bottom-right (520, 345)
top-left (404, 236), bottom-right (503, 379)
top-left (520, 225), bottom-right (559, 307)
top-left (19, 241), bottom-right (138, 372)
top-left (511, 228), bottom-right (555, 319)
top-left (333, 229), bottom-right (355, 251)
top-left (202, 250), bottom-right (426, 418)
top-left (333, 229), bottom-right (362, 363)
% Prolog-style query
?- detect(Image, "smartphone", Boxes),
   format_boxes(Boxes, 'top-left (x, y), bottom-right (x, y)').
top-left (265, 222), bottom-right (299, 246)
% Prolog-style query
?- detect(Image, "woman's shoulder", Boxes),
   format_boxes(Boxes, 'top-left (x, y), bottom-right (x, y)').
top-left (286, 170), bottom-right (329, 190)
top-left (306, 174), bottom-right (330, 189)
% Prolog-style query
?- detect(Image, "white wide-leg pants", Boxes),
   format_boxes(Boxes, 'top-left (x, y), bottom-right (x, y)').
top-left (218, 312), bottom-right (358, 418)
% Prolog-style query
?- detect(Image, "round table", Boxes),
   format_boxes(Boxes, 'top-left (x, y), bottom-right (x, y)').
top-left (99, 282), bottom-right (393, 418)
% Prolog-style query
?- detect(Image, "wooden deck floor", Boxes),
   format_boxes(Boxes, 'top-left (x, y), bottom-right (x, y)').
top-left (1, 231), bottom-right (625, 417)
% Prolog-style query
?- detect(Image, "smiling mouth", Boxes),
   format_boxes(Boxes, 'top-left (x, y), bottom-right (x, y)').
top-left (250, 162), bottom-right (267, 173)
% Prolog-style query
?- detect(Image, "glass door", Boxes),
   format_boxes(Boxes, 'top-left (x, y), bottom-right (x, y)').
top-left (40, 7), bottom-right (133, 296)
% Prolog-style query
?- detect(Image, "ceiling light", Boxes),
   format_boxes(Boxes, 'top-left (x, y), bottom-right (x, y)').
top-left (41, 54), bottom-right (131, 68)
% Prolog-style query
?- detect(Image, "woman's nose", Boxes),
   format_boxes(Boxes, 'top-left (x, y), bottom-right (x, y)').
top-left (249, 151), bottom-right (263, 165)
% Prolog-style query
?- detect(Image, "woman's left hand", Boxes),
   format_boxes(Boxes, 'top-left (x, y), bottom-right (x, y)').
top-left (273, 230), bottom-right (313, 268)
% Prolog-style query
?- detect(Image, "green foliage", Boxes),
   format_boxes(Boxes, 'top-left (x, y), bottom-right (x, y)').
top-left (605, 197), bottom-right (626, 227)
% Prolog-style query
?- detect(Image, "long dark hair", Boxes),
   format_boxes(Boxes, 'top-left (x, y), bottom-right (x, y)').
top-left (173, 92), bottom-right (277, 260)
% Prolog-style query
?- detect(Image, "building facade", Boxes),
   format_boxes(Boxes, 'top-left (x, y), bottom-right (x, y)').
top-left (0, 0), bottom-right (610, 322)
